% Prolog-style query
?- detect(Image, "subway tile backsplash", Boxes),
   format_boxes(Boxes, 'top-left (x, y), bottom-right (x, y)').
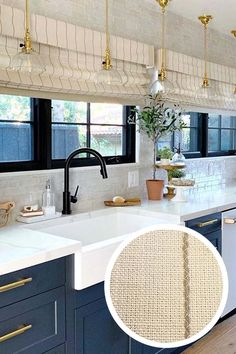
top-left (0, 134), bottom-right (236, 224)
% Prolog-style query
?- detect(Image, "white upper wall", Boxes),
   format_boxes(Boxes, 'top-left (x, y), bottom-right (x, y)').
top-left (1, 0), bottom-right (236, 68)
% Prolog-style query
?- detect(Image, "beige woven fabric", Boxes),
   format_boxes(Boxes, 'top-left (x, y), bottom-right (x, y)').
top-left (109, 230), bottom-right (223, 343)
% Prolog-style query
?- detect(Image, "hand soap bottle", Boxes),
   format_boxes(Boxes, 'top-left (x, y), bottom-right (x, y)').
top-left (42, 179), bottom-right (56, 216)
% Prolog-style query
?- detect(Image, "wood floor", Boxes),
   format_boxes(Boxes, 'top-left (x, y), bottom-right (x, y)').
top-left (182, 315), bottom-right (236, 354)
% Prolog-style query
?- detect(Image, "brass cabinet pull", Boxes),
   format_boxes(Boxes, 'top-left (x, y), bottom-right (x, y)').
top-left (196, 219), bottom-right (219, 228)
top-left (0, 277), bottom-right (32, 293)
top-left (224, 218), bottom-right (236, 224)
top-left (0, 324), bottom-right (32, 343)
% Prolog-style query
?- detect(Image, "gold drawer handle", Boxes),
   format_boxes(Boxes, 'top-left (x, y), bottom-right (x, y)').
top-left (0, 277), bottom-right (32, 293)
top-left (0, 324), bottom-right (32, 343)
top-left (196, 219), bottom-right (219, 228)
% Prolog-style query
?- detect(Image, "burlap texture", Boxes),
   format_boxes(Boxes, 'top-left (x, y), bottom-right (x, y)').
top-left (109, 230), bottom-right (223, 343)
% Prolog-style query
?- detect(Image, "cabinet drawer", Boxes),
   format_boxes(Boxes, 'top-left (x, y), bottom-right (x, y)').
top-left (0, 287), bottom-right (65, 354)
top-left (186, 213), bottom-right (221, 234)
top-left (0, 257), bottom-right (65, 308)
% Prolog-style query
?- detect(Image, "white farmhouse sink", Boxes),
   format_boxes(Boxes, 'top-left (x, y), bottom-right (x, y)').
top-left (24, 208), bottom-right (175, 289)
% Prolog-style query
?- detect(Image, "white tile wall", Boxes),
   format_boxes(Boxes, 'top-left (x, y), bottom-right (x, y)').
top-left (1, 131), bottom-right (236, 224)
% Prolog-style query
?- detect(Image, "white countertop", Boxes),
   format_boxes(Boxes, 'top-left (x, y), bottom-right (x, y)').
top-left (137, 184), bottom-right (236, 222)
top-left (0, 183), bottom-right (235, 278)
top-left (0, 226), bottom-right (81, 276)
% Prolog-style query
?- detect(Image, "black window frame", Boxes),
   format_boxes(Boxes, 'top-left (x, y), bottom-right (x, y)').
top-left (0, 97), bottom-right (136, 173)
top-left (171, 112), bottom-right (236, 159)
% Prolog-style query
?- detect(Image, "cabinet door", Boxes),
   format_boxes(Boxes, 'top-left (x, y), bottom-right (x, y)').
top-left (75, 297), bottom-right (129, 354)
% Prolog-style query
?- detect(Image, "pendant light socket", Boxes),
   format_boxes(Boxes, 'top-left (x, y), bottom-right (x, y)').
top-left (198, 15), bottom-right (213, 26)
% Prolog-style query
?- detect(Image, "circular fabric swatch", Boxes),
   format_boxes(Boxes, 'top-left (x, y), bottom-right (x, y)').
top-left (105, 225), bottom-right (228, 348)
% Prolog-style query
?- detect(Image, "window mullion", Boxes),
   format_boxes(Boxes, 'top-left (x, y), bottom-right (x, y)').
top-left (201, 113), bottom-right (208, 157)
top-left (34, 98), bottom-right (52, 169)
top-left (87, 103), bottom-right (91, 152)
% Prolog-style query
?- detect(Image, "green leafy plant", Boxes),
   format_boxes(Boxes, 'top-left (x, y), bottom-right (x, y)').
top-left (157, 147), bottom-right (173, 160)
top-left (129, 94), bottom-right (186, 179)
top-left (168, 168), bottom-right (185, 180)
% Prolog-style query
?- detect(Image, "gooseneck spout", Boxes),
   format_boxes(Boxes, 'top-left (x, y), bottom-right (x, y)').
top-left (62, 148), bottom-right (108, 215)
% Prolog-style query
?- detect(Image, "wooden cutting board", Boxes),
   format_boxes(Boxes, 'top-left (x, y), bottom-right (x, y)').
top-left (104, 198), bottom-right (141, 207)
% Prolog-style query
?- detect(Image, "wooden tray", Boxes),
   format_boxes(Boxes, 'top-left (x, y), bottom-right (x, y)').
top-left (104, 198), bottom-right (141, 207)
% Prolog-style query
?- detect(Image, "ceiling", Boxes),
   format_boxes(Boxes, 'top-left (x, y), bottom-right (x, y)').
top-left (154, 0), bottom-right (236, 36)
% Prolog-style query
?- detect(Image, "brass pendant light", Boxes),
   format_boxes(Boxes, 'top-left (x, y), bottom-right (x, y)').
top-left (231, 30), bottom-right (236, 97)
top-left (10, 0), bottom-right (45, 73)
top-left (150, 0), bottom-right (174, 96)
top-left (196, 15), bottom-right (217, 99)
top-left (95, 0), bottom-right (123, 85)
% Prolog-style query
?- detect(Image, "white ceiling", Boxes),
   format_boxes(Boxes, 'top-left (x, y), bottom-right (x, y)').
top-left (155, 0), bottom-right (236, 36)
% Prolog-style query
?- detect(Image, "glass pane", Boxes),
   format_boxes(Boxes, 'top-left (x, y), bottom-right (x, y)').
top-left (52, 124), bottom-right (87, 159)
top-left (221, 129), bottom-right (235, 150)
top-left (208, 129), bottom-right (220, 151)
top-left (181, 112), bottom-right (199, 128)
top-left (157, 134), bottom-right (172, 150)
top-left (208, 114), bottom-right (220, 128)
top-left (90, 103), bottom-right (123, 125)
top-left (175, 128), bottom-right (199, 152)
top-left (52, 100), bottom-right (87, 123)
top-left (91, 125), bottom-right (123, 156)
top-left (221, 116), bottom-right (236, 129)
top-left (0, 95), bottom-right (31, 121)
top-left (0, 122), bottom-right (32, 161)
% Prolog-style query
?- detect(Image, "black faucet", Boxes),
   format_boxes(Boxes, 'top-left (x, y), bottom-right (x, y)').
top-left (62, 148), bottom-right (108, 215)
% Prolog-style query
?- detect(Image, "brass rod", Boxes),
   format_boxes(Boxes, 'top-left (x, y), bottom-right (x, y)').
top-left (0, 277), bottom-right (32, 293)
top-left (25, 0), bottom-right (30, 33)
top-left (196, 219), bottom-right (218, 228)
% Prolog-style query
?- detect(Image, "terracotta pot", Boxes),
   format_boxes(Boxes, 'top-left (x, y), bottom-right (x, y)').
top-left (146, 179), bottom-right (164, 200)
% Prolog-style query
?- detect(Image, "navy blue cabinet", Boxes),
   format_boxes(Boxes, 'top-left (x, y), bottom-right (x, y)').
top-left (75, 282), bottom-right (129, 354)
top-left (0, 258), bottom-right (66, 354)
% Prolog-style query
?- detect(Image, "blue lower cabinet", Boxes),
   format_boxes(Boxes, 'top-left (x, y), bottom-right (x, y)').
top-left (130, 340), bottom-right (180, 354)
top-left (44, 344), bottom-right (65, 353)
top-left (131, 340), bottom-right (162, 354)
top-left (75, 297), bottom-right (129, 354)
top-left (0, 287), bottom-right (65, 354)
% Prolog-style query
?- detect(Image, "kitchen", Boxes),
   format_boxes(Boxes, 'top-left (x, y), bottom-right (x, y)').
top-left (0, 0), bottom-right (236, 353)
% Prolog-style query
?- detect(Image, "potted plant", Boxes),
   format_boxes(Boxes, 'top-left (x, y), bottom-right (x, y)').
top-left (129, 94), bottom-right (186, 200)
top-left (157, 147), bottom-right (173, 165)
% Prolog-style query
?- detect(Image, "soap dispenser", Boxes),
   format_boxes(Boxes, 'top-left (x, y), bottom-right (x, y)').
top-left (42, 179), bottom-right (55, 216)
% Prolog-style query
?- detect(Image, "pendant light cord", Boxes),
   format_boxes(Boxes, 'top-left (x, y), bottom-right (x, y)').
top-left (103, 0), bottom-right (112, 70)
top-left (105, 0), bottom-right (110, 51)
top-left (204, 24), bottom-right (208, 80)
top-left (161, 8), bottom-right (166, 72)
top-left (26, 0), bottom-right (30, 33)
top-left (24, 0), bottom-right (32, 53)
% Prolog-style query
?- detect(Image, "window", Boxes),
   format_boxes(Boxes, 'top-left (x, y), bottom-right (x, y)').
top-left (0, 95), bottom-right (135, 172)
top-left (51, 101), bottom-right (126, 159)
top-left (208, 114), bottom-right (236, 154)
top-left (158, 112), bottom-right (236, 158)
top-left (0, 95), bottom-right (32, 162)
